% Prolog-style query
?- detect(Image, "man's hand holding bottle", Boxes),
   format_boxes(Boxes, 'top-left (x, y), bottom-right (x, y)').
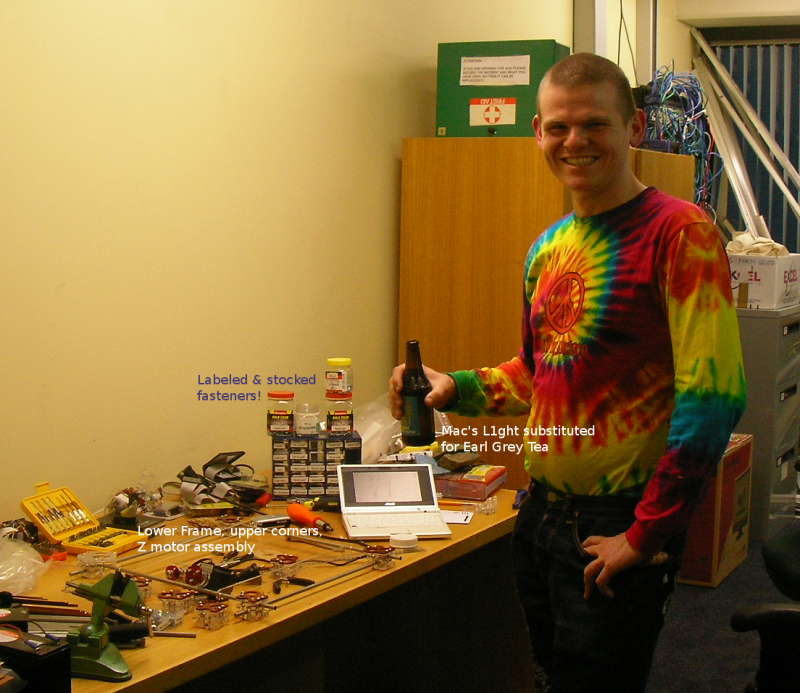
top-left (388, 363), bottom-right (455, 419)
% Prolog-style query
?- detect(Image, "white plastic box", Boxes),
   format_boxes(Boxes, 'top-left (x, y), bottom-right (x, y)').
top-left (728, 253), bottom-right (800, 310)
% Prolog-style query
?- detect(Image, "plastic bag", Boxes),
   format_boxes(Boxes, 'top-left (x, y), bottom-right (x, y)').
top-left (0, 538), bottom-right (48, 594)
top-left (354, 392), bottom-right (452, 463)
top-left (355, 393), bottom-right (401, 463)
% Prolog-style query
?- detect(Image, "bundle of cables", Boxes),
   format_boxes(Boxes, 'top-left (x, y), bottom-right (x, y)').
top-left (638, 65), bottom-right (723, 218)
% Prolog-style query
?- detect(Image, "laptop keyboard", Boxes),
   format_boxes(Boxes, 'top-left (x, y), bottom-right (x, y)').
top-left (348, 512), bottom-right (446, 529)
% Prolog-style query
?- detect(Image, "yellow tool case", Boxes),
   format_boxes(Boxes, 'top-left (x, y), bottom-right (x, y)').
top-left (22, 482), bottom-right (144, 554)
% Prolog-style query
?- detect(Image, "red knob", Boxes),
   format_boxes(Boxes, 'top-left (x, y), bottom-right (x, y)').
top-left (185, 563), bottom-right (206, 586)
top-left (165, 565), bottom-right (183, 581)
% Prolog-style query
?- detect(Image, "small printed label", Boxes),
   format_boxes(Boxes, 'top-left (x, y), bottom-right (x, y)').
top-left (469, 97), bottom-right (517, 126)
top-left (327, 410), bottom-right (353, 433)
top-left (268, 410), bottom-right (293, 434)
top-left (325, 369), bottom-right (350, 393)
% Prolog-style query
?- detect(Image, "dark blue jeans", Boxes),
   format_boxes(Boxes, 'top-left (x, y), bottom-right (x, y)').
top-left (512, 482), bottom-right (680, 693)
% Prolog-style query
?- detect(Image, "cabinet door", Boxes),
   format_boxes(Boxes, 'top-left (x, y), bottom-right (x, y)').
top-left (398, 138), bottom-right (695, 490)
top-left (399, 138), bottom-right (566, 488)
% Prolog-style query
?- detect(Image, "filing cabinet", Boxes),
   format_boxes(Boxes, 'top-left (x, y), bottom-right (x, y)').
top-left (736, 305), bottom-right (800, 540)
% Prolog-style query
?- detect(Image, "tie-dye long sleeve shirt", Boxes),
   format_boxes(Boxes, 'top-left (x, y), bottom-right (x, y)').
top-left (447, 188), bottom-right (746, 555)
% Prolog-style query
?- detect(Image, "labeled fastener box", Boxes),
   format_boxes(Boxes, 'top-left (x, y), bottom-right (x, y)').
top-left (436, 39), bottom-right (569, 138)
top-left (271, 432), bottom-right (361, 499)
top-left (678, 433), bottom-right (752, 587)
top-left (729, 253), bottom-right (800, 310)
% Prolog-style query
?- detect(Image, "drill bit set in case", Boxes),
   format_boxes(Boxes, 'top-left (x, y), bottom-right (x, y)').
top-left (21, 482), bottom-right (143, 554)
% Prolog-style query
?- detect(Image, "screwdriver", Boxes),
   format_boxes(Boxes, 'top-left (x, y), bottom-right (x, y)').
top-left (287, 502), bottom-right (333, 532)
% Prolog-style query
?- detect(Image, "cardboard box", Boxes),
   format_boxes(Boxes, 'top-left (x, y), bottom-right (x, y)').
top-left (728, 253), bottom-right (800, 310)
top-left (678, 433), bottom-right (752, 587)
top-left (434, 464), bottom-right (507, 500)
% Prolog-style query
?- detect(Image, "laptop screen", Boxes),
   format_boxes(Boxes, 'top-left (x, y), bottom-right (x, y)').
top-left (338, 465), bottom-right (437, 508)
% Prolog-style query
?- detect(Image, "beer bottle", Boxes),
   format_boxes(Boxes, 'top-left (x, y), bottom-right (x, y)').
top-left (400, 340), bottom-right (435, 446)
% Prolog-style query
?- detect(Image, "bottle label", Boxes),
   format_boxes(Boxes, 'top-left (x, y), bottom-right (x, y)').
top-left (326, 409), bottom-right (354, 434)
top-left (267, 410), bottom-right (294, 433)
top-left (324, 369), bottom-right (350, 394)
top-left (401, 396), bottom-right (428, 436)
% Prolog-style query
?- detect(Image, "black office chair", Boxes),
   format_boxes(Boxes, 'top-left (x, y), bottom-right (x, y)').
top-left (731, 520), bottom-right (800, 693)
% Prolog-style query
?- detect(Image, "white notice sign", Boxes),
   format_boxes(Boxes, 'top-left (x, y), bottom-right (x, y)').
top-left (460, 55), bottom-right (530, 86)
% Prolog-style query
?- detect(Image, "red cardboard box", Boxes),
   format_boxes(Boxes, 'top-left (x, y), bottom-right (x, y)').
top-left (434, 464), bottom-right (507, 500)
top-left (678, 433), bottom-right (752, 587)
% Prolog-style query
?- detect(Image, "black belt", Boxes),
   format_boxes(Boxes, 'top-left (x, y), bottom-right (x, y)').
top-left (528, 478), bottom-right (641, 512)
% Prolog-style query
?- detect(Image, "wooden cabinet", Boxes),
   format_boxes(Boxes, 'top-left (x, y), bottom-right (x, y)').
top-left (398, 137), bottom-right (695, 490)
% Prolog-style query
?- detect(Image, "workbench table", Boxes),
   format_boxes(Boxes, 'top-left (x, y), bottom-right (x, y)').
top-left (35, 489), bottom-right (532, 692)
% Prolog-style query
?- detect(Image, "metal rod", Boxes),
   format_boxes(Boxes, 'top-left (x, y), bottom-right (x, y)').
top-left (286, 534), bottom-right (399, 559)
top-left (698, 56), bottom-right (800, 224)
top-left (691, 27), bottom-right (800, 193)
top-left (264, 559), bottom-right (374, 606)
top-left (693, 59), bottom-right (764, 238)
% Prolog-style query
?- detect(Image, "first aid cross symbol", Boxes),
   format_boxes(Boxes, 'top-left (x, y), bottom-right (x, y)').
top-left (483, 105), bottom-right (501, 124)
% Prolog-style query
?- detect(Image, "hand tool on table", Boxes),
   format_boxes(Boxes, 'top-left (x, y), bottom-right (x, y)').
top-left (271, 576), bottom-right (315, 594)
top-left (263, 552), bottom-right (395, 607)
top-left (63, 571), bottom-right (149, 682)
top-left (286, 502), bottom-right (333, 532)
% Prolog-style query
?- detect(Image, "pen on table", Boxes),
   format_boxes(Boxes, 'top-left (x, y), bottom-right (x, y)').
top-left (438, 499), bottom-right (478, 508)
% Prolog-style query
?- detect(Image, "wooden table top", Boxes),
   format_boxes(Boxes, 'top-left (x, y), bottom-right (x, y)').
top-left (32, 490), bottom-right (518, 692)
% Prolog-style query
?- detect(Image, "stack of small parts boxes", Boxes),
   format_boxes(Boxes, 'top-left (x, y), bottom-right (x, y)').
top-left (270, 358), bottom-right (361, 500)
top-left (271, 432), bottom-right (361, 500)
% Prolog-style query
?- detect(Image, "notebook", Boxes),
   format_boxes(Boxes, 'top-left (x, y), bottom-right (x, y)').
top-left (336, 464), bottom-right (452, 540)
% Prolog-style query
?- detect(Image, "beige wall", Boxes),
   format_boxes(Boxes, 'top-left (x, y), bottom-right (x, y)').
top-left (658, 0), bottom-right (694, 73)
top-left (603, 0), bottom-right (640, 84)
top-left (584, 0), bottom-right (694, 86)
top-left (0, 1), bottom-right (571, 517)
top-left (677, 0), bottom-right (800, 27)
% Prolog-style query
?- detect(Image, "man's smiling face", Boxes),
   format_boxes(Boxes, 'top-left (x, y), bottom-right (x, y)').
top-left (534, 81), bottom-right (645, 216)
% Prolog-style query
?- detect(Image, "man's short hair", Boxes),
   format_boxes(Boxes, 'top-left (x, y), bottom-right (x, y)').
top-left (538, 53), bottom-right (636, 123)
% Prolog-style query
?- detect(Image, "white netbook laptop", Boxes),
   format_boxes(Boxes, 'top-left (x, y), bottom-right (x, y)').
top-left (336, 464), bottom-right (452, 540)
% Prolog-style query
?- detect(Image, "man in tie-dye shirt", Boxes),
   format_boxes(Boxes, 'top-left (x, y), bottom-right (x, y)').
top-left (390, 53), bottom-right (745, 692)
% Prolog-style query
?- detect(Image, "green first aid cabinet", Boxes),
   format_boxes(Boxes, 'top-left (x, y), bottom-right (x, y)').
top-left (436, 40), bottom-right (569, 138)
